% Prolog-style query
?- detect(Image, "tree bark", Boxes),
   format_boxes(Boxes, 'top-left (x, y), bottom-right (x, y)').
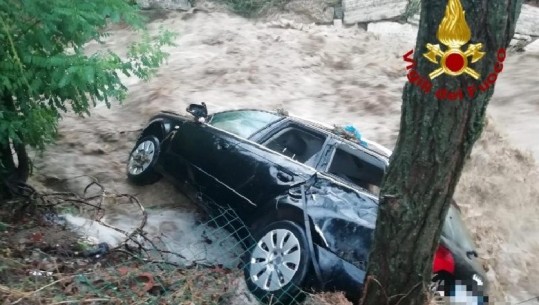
top-left (360, 1), bottom-right (523, 305)
top-left (0, 143), bottom-right (15, 199)
top-left (0, 94), bottom-right (30, 200)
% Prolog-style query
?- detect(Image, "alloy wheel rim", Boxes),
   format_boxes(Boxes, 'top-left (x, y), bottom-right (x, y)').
top-left (128, 140), bottom-right (155, 175)
top-left (249, 228), bottom-right (301, 292)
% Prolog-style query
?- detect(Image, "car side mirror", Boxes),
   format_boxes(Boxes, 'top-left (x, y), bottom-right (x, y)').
top-left (186, 102), bottom-right (208, 123)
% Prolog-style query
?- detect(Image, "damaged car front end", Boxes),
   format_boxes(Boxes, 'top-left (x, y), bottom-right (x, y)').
top-left (270, 172), bottom-right (488, 304)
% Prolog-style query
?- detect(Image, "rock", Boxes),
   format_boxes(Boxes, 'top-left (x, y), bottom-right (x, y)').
top-left (324, 7), bottom-right (336, 23)
top-left (367, 21), bottom-right (418, 42)
top-left (284, 0), bottom-right (337, 24)
top-left (509, 34), bottom-right (534, 52)
top-left (228, 277), bottom-right (259, 305)
top-left (514, 33), bottom-right (533, 42)
top-left (525, 39), bottom-right (539, 53)
top-left (136, 0), bottom-right (191, 11)
top-left (407, 13), bottom-right (421, 26)
top-left (509, 39), bottom-right (528, 52)
top-left (342, 0), bottom-right (408, 24)
top-left (267, 18), bottom-right (315, 31)
top-left (515, 4), bottom-right (539, 37)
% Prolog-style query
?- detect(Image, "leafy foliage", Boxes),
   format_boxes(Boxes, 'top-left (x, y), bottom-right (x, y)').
top-left (0, 0), bottom-right (175, 152)
top-left (404, 0), bottom-right (421, 19)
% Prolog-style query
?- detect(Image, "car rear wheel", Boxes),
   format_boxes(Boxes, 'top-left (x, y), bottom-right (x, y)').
top-left (126, 135), bottom-right (162, 185)
top-left (244, 220), bottom-right (310, 305)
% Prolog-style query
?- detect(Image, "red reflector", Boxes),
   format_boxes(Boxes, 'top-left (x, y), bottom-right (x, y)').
top-left (432, 245), bottom-right (455, 274)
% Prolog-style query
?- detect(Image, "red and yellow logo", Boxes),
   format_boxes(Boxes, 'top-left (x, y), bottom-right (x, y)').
top-left (402, 0), bottom-right (507, 101)
top-left (423, 0), bottom-right (485, 79)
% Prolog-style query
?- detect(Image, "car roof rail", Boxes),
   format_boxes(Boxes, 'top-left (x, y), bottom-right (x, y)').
top-left (361, 138), bottom-right (393, 158)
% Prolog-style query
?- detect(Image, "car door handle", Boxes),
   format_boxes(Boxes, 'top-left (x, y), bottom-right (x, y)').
top-left (466, 250), bottom-right (478, 259)
top-left (277, 171), bottom-right (293, 182)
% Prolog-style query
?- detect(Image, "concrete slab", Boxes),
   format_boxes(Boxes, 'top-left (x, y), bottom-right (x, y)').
top-left (136, 0), bottom-right (191, 10)
top-left (515, 4), bottom-right (539, 37)
top-left (525, 39), bottom-right (539, 53)
top-left (342, 0), bottom-right (408, 24)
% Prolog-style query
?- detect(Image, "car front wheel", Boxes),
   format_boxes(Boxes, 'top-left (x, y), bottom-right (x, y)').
top-left (126, 135), bottom-right (162, 185)
top-left (244, 220), bottom-right (310, 305)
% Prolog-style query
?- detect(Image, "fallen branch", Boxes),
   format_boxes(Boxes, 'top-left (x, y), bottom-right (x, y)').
top-left (392, 281), bottom-right (424, 305)
top-left (115, 248), bottom-right (187, 268)
top-left (11, 277), bottom-right (73, 305)
top-left (91, 193), bottom-right (148, 252)
top-left (49, 298), bottom-right (112, 305)
top-left (0, 284), bottom-right (26, 298)
top-left (4, 178), bottom-right (196, 274)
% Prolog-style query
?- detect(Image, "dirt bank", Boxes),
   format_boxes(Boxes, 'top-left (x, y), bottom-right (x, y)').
top-left (29, 9), bottom-right (538, 303)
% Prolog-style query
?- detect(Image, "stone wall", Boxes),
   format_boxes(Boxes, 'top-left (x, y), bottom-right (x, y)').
top-left (137, 0), bottom-right (191, 10)
top-left (341, 1), bottom-right (538, 33)
top-left (337, 1), bottom-right (539, 51)
top-left (342, 0), bottom-right (408, 24)
top-left (138, 0), bottom-right (539, 50)
top-left (515, 4), bottom-right (539, 37)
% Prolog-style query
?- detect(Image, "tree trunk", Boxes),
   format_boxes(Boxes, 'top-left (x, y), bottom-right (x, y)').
top-left (0, 143), bottom-right (16, 199)
top-left (0, 94), bottom-right (30, 200)
top-left (360, 1), bottom-right (523, 305)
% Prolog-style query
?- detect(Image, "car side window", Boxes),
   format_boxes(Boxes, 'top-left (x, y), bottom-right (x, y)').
top-left (208, 110), bottom-right (281, 139)
top-left (262, 126), bottom-right (327, 167)
top-left (326, 145), bottom-right (384, 195)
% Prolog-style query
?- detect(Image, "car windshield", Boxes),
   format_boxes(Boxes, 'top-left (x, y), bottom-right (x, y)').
top-left (208, 110), bottom-right (282, 139)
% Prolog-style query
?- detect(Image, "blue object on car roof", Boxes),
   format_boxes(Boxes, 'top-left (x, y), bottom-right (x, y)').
top-left (343, 125), bottom-right (368, 148)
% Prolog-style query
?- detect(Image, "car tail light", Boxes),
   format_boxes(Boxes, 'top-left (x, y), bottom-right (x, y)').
top-left (432, 245), bottom-right (455, 274)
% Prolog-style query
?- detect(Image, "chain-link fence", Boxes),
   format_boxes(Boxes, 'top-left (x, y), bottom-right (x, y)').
top-left (0, 179), bottom-right (499, 305)
top-left (0, 180), bottom-right (350, 305)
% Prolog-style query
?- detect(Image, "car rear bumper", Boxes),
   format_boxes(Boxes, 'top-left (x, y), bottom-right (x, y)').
top-left (311, 245), bottom-right (490, 302)
top-left (454, 258), bottom-right (490, 296)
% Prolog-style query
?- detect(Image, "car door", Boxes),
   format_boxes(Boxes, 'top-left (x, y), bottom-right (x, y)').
top-left (166, 110), bottom-right (288, 214)
top-left (218, 141), bottom-right (317, 208)
top-left (319, 141), bottom-right (387, 192)
top-left (308, 140), bottom-right (386, 271)
top-left (196, 112), bottom-right (312, 212)
top-left (165, 121), bottom-right (241, 201)
top-left (226, 122), bottom-right (330, 205)
top-left (307, 175), bottom-right (379, 274)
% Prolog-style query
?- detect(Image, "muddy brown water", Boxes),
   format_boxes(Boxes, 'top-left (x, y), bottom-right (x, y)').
top-left (29, 10), bottom-right (539, 304)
